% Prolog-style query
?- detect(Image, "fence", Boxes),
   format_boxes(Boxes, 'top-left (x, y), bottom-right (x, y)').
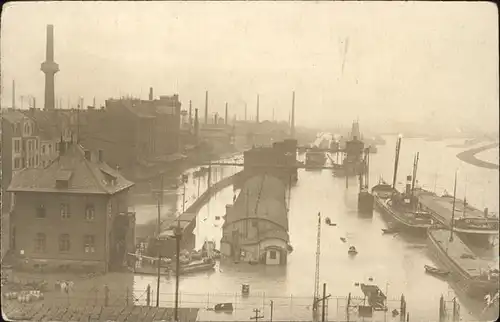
top-left (2, 276), bottom-right (468, 322)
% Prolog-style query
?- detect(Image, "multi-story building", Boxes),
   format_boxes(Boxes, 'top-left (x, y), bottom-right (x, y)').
top-left (20, 108), bottom-right (73, 168)
top-left (7, 140), bottom-right (135, 272)
top-left (77, 94), bottom-right (183, 180)
top-left (1, 109), bottom-right (44, 259)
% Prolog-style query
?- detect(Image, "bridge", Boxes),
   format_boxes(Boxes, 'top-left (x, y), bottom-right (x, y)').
top-left (199, 161), bottom-right (341, 170)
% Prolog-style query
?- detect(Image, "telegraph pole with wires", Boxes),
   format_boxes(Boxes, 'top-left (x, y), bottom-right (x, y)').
top-left (155, 174), bottom-right (164, 307)
top-left (174, 174), bottom-right (189, 321)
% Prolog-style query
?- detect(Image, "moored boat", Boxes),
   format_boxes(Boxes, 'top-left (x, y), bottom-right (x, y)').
top-left (424, 264), bottom-right (450, 277)
top-left (305, 149), bottom-right (326, 168)
top-left (427, 227), bottom-right (499, 299)
top-left (372, 138), bottom-right (435, 235)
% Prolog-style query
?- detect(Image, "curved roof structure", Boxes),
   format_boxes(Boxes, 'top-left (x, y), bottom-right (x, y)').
top-left (225, 174), bottom-right (288, 230)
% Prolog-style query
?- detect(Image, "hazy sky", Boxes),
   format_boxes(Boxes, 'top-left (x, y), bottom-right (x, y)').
top-left (1, 1), bottom-right (498, 132)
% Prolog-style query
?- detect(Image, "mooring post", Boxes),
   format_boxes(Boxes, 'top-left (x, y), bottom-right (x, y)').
top-left (103, 285), bottom-right (109, 307)
top-left (146, 284), bottom-right (151, 306)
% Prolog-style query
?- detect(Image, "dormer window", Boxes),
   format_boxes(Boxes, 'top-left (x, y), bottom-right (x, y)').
top-left (56, 179), bottom-right (69, 189)
top-left (55, 170), bottom-right (72, 189)
top-left (101, 170), bottom-right (117, 186)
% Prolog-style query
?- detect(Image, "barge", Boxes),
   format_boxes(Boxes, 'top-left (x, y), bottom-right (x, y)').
top-left (427, 227), bottom-right (499, 299)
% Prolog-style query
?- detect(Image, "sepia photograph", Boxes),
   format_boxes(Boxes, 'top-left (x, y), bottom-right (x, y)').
top-left (0, 1), bottom-right (498, 321)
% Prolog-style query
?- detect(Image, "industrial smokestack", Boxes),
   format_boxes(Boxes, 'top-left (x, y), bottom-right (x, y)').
top-left (225, 102), bottom-right (228, 125)
top-left (256, 94), bottom-right (260, 123)
top-left (93, 97), bottom-right (96, 108)
top-left (189, 100), bottom-right (193, 126)
top-left (149, 87), bottom-right (153, 100)
top-left (204, 91), bottom-right (209, 124)
top-left (291, 91), bottom-right (296, 138)
top-left (245, 103), bottom-right (248, 121)
top-left (214, 113), bottom-right (218, 125)
top-left (41, 24), bottom-right (59, 111)
top-left (194, 108), bottom-right (199, 141)
top-left (12, 80), bottom-right (16, 109)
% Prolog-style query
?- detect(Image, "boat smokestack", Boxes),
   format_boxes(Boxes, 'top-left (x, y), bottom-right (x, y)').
top-left (406, 175), bottom-right (412, 195)
top-left (484, 207), bottom-right (489, 218)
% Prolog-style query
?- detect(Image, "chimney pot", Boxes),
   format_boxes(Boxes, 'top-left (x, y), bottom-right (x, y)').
top-left (84, 150), bottom-right (91, 161)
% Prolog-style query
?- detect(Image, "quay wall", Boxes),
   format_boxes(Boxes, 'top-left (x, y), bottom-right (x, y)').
top-left (182, 170), bottom-right (243, 235)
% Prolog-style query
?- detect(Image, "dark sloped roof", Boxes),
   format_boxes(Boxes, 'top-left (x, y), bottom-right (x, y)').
top-left (8, 142), bottom-right (134, 194)
top-left (2, 110), bottom-right (26, 124)
top-left (225, 174), bottom-right (288, 230)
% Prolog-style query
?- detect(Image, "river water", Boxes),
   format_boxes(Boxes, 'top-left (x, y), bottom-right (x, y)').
top-left (130, 135), bottom-right (499, 322)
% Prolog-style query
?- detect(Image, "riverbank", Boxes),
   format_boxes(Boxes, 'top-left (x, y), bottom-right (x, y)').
top-left (456, 143), bottom-right (500, 170)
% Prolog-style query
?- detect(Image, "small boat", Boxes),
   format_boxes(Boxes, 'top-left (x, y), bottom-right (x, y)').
top-left (382, 228), bottom-right (399, 234)
top-left (325, 218), bottom-right (337, 226)
top-left (424, 265), bottom-right (450, 277)
top-left (214, 303), bottom-right (234, 313)
top-left (348, 246), bottom-right (358, 255)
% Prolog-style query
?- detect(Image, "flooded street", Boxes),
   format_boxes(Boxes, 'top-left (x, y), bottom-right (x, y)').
top-left (130, 135), bottom-right (499, 321)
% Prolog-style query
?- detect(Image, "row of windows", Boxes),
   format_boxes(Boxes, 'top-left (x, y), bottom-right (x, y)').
top-left (36, 204), bottom-right (95, 221)
top-left (13, 156), bottom-right (38, 170)
top-left (34, 233), bottom-right (96, 253)
top-left (13, 138), bottom-right (38, 153)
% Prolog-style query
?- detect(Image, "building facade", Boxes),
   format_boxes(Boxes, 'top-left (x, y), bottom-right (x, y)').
top-left (7, 141), bottom-right (135, 272)
top-left (77, 94), bottom-right (183, 180)
top-left (1, 110), bottom-right (44, 259)
top-left (221, 174), bottom-right (291, 265)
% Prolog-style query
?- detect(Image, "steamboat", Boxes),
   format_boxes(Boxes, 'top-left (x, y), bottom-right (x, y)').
top-left (372, 137), bottom-right (434, 235)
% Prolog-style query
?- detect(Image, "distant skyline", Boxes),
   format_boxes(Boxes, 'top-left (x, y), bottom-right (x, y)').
top-left (1, 1), bottom-right (498, 133)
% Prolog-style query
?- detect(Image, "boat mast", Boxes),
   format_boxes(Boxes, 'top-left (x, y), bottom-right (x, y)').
top-left (449, 170), bottom-right (458, 242)
top-left (392, 136), bottom-right (402, 191)
top-left (411, 152), bottom-right (419, 209)
top-left (463, 176), bottom-right (467, 218)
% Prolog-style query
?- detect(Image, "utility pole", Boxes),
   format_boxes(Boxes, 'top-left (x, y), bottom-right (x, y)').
top-left (156, 174), bottom-right (164, 307)
top-left (250, 308), bottom-right (264, 321)
top-left (313, 213), bottom-right (321, 312)
top-left (174, 174), bottom-right (188, 321)
top-left (270, 300), bottom-right (274, 322)
top-left (321, 283), bottom-right (331, 322)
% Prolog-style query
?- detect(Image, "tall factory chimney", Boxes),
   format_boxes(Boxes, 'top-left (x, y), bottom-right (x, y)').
top-left (204, 91), bottom-right (209, 124)
top-left (41, 24), bottom-right (59, 111)
top-left (12, 80), bottom-right (15, 109)
top-left (256, 94), bottom-right (260, 123)
top-left (149, 87), bottom-right (153, 100)
top-left (244, 103), bottom-right (247, 122)
top-left (189, 100), bottom-right (193, 126)
top-left (225, 102), bottom-right (228, 125)
top-left (291, 91), bottom-right (296, 138)
top-left (194, 108), bottom-right (199, 142)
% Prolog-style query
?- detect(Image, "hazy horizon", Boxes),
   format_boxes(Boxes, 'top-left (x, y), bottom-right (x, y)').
top-left (1, 1), bottom-right (498, 134)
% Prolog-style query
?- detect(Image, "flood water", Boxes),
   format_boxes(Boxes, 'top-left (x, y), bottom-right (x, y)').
top-left (130, 135), bottom-right (499, 321)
